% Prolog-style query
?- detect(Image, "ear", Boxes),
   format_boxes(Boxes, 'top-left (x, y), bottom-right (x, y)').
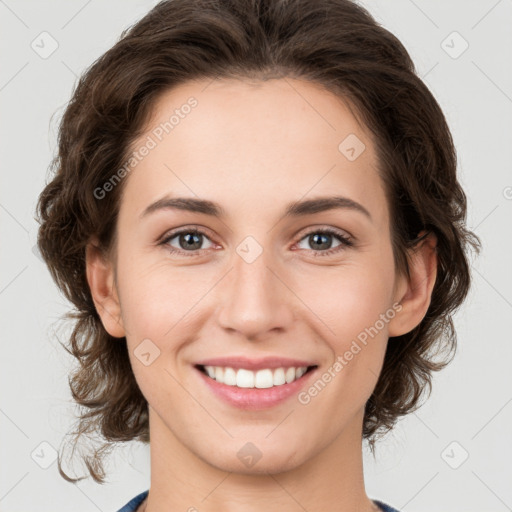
top-left (388, 232), bottom-right (438, 337)
top-left (85, 237), bottom-right (126, 338)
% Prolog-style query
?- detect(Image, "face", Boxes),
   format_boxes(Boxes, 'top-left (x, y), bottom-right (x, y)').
top-left (89, 77), bottom-right (425, 475)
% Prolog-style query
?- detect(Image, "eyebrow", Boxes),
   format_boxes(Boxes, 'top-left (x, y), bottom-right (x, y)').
top-left (139, 195), bottom-right (372, 221)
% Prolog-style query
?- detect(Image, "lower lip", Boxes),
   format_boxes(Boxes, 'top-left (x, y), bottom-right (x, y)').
top-left (195, 366), bottom-right (317, 410)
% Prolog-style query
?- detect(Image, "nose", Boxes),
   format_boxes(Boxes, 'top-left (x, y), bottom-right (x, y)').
top-left (216, 247), bottom-right (295, 341)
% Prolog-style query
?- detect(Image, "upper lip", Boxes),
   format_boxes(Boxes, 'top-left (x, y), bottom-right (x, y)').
top-left (194, 356), bottom-right (318, 371)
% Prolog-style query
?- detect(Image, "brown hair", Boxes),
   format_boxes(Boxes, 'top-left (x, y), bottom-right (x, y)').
top-left (36, 0), bottom-right (480, 483)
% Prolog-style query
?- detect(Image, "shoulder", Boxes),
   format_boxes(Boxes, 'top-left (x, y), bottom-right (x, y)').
top-left (115, 492), bottom-right (396, 512)
top-left (373, 499), bottom-right (402, 512)
top-left (116, 490), bottom-right (149, 512)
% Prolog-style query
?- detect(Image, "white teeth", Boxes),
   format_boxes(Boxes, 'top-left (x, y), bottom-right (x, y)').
top-left (285, 367), bottom-right (296, 383)
top-left (273, 368), bottom-right (286, 386)
top-left (223, 367), bottom-right (237, 386)
top-left (254, 369), bottom-right (273, 389)
top-left (202, 365), bottom-right (310, 388)
top-left (236, 369), bottom-right (254, 388)
top-left (296, 367), bottom-right (307, 379)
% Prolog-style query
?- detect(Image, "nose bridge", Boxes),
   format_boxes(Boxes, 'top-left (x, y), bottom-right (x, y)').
top-left (216, 241), bottom-right (293, 339)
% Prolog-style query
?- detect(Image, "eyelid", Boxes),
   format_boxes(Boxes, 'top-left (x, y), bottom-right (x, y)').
top-left (158, 224), bottom-right (216, 244)
top-left (294, 224), bottom-right (353, 243)
top-left (291, 226), bottom-right (354, 256)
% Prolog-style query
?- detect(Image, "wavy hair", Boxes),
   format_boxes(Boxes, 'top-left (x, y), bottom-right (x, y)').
top-left (35, 0), bottom-right (481, 483)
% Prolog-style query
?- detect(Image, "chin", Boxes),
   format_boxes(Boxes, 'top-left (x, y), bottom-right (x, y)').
top-left (198, 442), bottom-right (307, 476)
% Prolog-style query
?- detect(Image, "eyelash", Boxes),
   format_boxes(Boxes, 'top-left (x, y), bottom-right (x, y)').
top-left (159, 226), bottom-right (354, 258)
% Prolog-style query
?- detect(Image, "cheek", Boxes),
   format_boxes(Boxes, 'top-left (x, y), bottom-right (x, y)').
top-left (116, 252), bottom-right (204, 339)
top-left (295, 258), bottom-right (396, 343)
top-left (117, 260), bottom-right (199, 401)
top-left (294, 263), bottom-right (396, 419)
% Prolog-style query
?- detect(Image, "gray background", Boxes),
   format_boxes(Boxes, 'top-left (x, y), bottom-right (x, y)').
top-left (1, 1), bottom-right (511, 511)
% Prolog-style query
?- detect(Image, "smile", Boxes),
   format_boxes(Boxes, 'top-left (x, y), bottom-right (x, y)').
top-left (197, 365), bottom-right (315, 388)
top-left (194, 364), bottom-right (318, 410)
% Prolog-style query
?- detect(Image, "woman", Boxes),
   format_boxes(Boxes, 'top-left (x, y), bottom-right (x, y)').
top-left (35, 0), bottom-right (480, 511)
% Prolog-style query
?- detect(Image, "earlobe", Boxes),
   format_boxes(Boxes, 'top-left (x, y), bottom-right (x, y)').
top-left (85, 238), bottom-right (126, 338)
top-left (388, 232), bottom-right (438, 338)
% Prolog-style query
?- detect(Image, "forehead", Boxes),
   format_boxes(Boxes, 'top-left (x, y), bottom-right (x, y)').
top-left (119, 77), bottom-right (386, 223)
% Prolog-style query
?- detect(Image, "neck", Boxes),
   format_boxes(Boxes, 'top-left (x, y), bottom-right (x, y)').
top-left (142, 406), bottom-right (378, 512)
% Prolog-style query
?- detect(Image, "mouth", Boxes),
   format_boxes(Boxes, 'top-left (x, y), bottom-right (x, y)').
top-left (194, 364), bottom-right (318, 388)
top-left (193, 363), bottom-right (319, 410)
